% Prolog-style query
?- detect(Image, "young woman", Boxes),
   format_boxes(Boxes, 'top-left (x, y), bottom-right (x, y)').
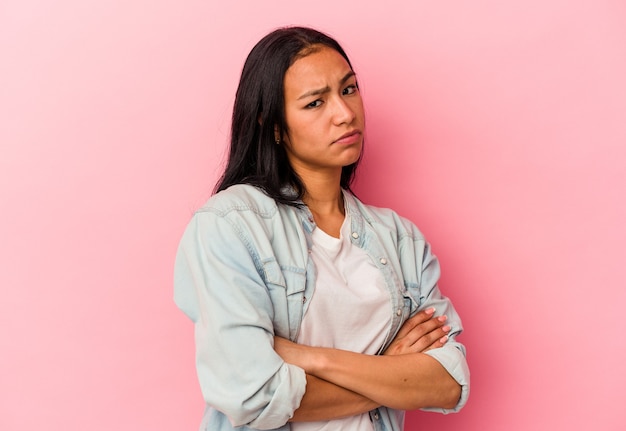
top-left (174, 26), bottom-right (470, 431)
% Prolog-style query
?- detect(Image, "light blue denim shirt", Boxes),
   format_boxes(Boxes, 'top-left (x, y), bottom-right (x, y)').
top-left (174, 184), bottom-right (470, 431)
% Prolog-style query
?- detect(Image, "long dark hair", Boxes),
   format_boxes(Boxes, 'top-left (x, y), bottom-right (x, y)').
top-left (214, 26), bottom-right (361, 206)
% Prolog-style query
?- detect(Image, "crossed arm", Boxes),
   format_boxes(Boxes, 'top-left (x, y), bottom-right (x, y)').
top-left (275, 308), bottom-right (462, 422)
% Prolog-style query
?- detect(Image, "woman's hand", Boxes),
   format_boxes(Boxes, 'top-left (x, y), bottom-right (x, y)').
top-left (383, 308), bottom-right (451, 356)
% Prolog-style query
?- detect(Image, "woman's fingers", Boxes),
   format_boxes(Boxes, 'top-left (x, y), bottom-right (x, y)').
top-left (412, 324), bottom-right (451, 353)
top-left (421, 330), bottom-right (451, 353)
top-left (393, 308), bottom-right (435, 339)
top-left (384, 309), bottom-right (451, 355)
top-left (399, 312), bottom-right (446, 346)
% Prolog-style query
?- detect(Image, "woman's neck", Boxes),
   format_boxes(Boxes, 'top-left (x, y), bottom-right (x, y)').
top-left (301, 172), bottom-right (345, 237)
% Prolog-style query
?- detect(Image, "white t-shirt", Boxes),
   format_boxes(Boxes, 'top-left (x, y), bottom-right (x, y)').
top-left (292, 214), bottom-right (391, 431)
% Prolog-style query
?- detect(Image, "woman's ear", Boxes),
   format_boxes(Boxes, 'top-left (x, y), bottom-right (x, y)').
top-left (274, 125), bottom-right (281, 145)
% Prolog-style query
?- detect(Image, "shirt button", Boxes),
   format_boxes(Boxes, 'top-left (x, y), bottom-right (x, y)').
top-left (373, 412), bottom-right (380, 420)
top-left (396, 309), bottom-right (402, 316)
top-left (380, 258), bottom-right (387, 265)
top-left (351, 232), bottom-right (359, 239)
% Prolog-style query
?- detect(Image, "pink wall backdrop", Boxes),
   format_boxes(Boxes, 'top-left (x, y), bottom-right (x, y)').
top-left (2, 1), bottom-right (625, 430)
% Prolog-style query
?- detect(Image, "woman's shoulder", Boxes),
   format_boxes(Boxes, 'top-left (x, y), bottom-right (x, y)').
top-left (196, 184), bottom-right (279, 217)
top-left (347, 192), bottom-right (425, 240)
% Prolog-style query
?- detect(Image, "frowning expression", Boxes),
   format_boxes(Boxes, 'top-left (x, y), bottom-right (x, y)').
top-left (281, 46), bottom-right (364, 179)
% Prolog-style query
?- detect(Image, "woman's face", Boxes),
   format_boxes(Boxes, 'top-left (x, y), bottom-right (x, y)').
top-left (281, 46), bottom-right (364, 179)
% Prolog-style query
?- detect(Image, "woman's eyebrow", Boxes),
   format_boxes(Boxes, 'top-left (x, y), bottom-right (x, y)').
top-left (297, 71), bottom-right (356, 100)
top-left (340, 71), bottom-right (356, 85)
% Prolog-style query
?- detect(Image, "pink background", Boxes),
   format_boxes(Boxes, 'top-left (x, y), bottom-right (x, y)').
top-left (2, 1), bottom-right (625, 430)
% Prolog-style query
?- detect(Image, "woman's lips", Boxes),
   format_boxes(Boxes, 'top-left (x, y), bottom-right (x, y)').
top-left (333, 130), bottom-right (362, 145)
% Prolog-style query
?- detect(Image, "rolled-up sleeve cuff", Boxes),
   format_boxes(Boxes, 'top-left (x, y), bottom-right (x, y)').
top-left (422, 345), bottom-right (470, 414)
top-left (245, 364), bottom-right (307, 430)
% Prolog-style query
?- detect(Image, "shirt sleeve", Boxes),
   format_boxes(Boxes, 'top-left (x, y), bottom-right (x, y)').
top-left (174, 209), bottom-right (307, 429)
top-left (404, 225), bottom-right (470, 414)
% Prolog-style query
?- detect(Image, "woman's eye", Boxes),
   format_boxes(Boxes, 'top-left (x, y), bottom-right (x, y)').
top-left (306, 100), bottom-right (323, 108)
top-left (343, 85), bottom-right (358, 95)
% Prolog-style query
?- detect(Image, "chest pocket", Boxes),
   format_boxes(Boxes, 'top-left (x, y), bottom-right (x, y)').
top-left (262, 259), bottom-right (306, 341)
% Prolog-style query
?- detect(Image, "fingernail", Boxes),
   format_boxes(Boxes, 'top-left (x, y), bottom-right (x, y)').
top-left (442, 325), bottom-right (451, 332)
top-left (426, 308), bottom-right (436, 315)
top-left (437, 315), bottom-right (447, 323)
top-left (439, 335), bottom-right (449, 343)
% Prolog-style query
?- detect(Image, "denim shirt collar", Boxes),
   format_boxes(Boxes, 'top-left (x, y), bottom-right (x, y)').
top-left (282, 185), bottom-right (362, 237)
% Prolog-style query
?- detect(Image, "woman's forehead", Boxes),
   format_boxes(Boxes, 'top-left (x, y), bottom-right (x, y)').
top-left (284, 47), bottom-right (352, 92)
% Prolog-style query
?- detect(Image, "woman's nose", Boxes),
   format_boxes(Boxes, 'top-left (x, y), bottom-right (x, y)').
top-left (332, 97), bottom-right (356, 125)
